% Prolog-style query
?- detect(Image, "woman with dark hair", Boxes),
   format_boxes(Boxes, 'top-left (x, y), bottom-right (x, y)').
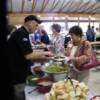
top-left (50, 24), bottom-right (64, 55)
top-left (65, 25), bottom-right (93, 85)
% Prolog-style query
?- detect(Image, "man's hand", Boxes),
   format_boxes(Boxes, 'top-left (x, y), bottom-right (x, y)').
top-left (43, 51), bottom-right (54, 57)
top-left (42, 51), bottom-right (54, 60)
top-left (40, 52), bottom-right (54, 60)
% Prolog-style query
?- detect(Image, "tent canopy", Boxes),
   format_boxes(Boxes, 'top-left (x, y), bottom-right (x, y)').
top-left (8, 0), bottom-right (100, 25)
top-left (8, 0), bottom-right (100, 14)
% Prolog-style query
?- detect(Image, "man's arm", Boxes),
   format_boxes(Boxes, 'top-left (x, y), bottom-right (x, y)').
top-left (25, 51), bottom-right (53, 60)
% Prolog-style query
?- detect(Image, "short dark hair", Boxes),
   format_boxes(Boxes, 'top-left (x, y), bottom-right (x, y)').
top-left (51, 24), bottom-right (61, 32)
top-left (24, 15), bottom-right (42, 24)
top-left (41, 29), bottom-right (47, 34)
top-left (69, 26), bottom-right (83, 37)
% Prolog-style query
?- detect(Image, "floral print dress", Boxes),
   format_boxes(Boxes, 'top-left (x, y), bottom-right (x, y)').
top-left (50, 34), bottom-right (64, 55)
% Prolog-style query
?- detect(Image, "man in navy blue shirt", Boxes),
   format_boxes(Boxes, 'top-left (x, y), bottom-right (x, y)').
top-left (40, 29), bottom-right (50, 45)
top-left (86, 25), bottom-right (95, 42)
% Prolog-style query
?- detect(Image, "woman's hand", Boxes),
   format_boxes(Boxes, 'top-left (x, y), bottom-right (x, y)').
top-left (69, 57), bottom-right (79, 62)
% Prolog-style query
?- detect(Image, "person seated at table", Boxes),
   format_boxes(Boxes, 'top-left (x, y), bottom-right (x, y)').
top-left (29, 25), bottom-right (44, 46)
top-left (38, 29), bottom-right (50, 51)
top-left (65, 25), bottom-right (93, 85)
top-left (40, 29), bottom-right (50, 45)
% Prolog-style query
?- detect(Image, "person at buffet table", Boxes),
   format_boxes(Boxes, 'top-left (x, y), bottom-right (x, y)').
top-left (8, 15), bottom-right (53, 100)
top-left (31, 29), bottom-right (50, 50)
top-left (39, 29), bottom-right (50, 51)
top-left (34, 25), bottom-right (43, 44)
top-left (65, 25), bottom-right (93, 85)
top-left (50, 24), bottom-right (64, 55)
top-left (33, 24), bottom-right (65, 53)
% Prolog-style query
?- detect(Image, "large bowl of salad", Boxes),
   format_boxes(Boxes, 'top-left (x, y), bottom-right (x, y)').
top-left (42, 63), bottom-right (70, 81)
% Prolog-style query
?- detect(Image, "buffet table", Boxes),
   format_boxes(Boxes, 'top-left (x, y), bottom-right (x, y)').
top-left (25, 55), bottom-right (94, 100)
top-left (24, 85), bottom-right (92, 100)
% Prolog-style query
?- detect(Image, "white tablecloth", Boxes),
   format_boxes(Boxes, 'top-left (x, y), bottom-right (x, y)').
top-left (25, 86), bottom-right (45, 100)
top-left (25, 86), bottom-right (92, 100)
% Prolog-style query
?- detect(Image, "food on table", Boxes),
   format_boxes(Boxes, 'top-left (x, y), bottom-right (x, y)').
top-left (26, 75), bottom-right (40, 86)
top-left (54, 54), bottom-right (65, 59)
top-left (27, 75), bottom-right (39, 81)
top-left (51, 54), bottom-right (66, 62)
top-left (45, 79), bottom-right (89, 100)
top-left (31, 77), bottom-right (39, 81)
top-left (34, 66), bottom-right (44, 77)
top-left (37, 78), bottom-right (53, 93)
top-left (45, 64), bottom-right (69, 73)
top-left (38, 81), bottom-right (53, 86)
top-left (37, 77), bottom-right (53, 86)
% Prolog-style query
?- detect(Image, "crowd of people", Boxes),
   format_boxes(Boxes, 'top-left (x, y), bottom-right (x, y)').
top-left (7, 15), bottom-right (100, 100)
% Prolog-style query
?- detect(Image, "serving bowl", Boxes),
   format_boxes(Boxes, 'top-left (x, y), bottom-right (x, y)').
top-left (42, 62), bottom-right (70, 81)
top-left (31, 64), bottom-right (44, 77)
top-left (37, 77), bottom-right (53, 94)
